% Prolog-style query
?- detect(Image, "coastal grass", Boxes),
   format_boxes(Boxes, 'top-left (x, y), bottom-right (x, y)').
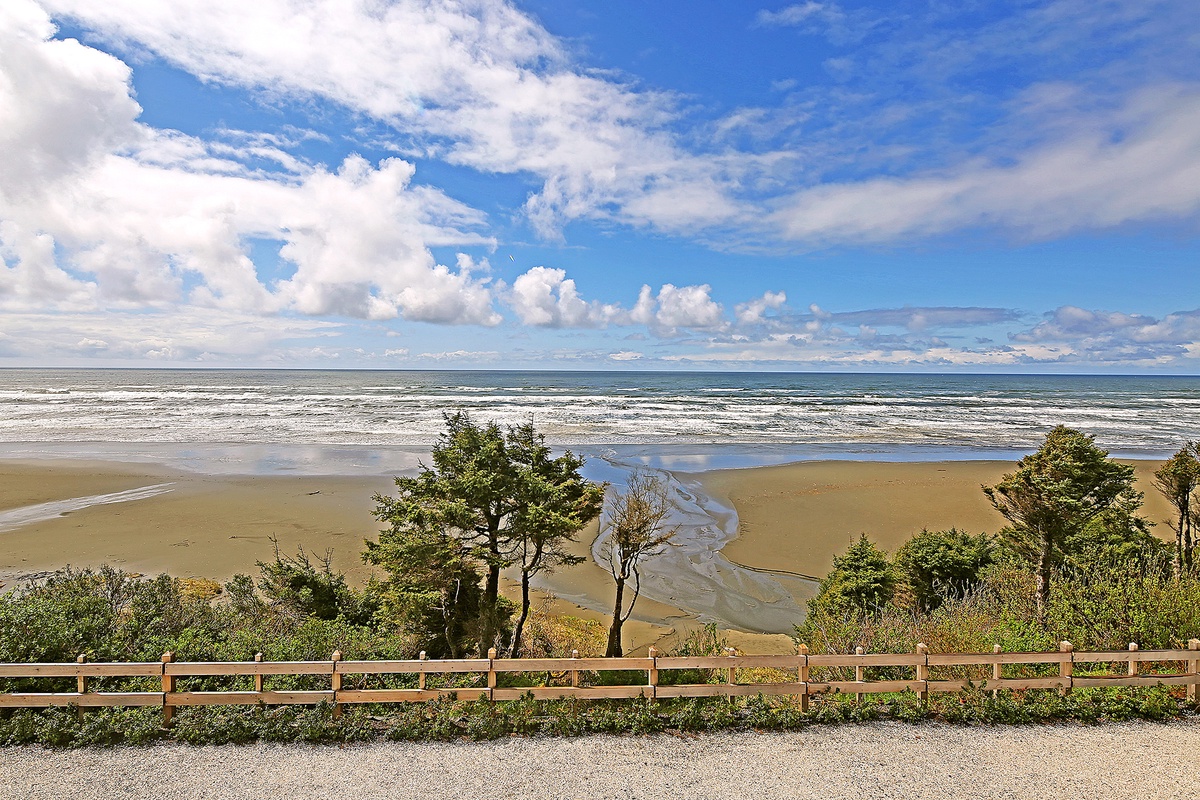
top-left (0, 687), bottom-right (1193, 748)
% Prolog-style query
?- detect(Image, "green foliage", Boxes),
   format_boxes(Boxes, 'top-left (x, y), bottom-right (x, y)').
top-left (369, 412), bottom-right (603, 656)
top-left (251, 537), bottom-right (378, 626)
top-left (984, 425), bottom-right (1141, 614)
top-left (811, 534), bottom-right (897, 615)
top-left (894, 528), bottom-right (995, 611)
top-left (1153, 443), bottom-right (1200, 573)
top-left (363, 518), bottom-right (485, 658)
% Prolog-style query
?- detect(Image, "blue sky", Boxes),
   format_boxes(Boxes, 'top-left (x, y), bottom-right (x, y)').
top-left (1, 0), bottom-right (1198, 371)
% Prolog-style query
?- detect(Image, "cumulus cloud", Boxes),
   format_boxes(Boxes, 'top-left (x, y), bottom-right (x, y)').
top-left (0, 1), bottom-right (501, 329)
top-left (735, 290), bottom-right (787, 324)
top-left (507, 266), bottom-right (620, 328)
top-left (648, 284), bottom-right (726, 333)
top-left (504, 269), bottom-right (744, 335)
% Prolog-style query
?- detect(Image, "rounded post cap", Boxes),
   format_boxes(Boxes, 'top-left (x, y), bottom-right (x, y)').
top-left (1128, 642), bottom-right (1138, 651)
top-left (855, 646), bottom-right (865, 655)
top-left (487, 647), bottom-right (497, 659)
top-left (571, 649), bottom-right (580, 659)
top-left (993, 644), bottom-right (1003, 653)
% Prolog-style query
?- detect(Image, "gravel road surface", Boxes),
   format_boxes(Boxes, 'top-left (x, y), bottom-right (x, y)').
top-left (2, 720), bottom-right (1197, 799)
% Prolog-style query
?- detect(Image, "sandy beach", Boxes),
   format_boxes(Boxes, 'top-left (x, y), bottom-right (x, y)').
top-left (0, 456), bottom-right (1176, 653)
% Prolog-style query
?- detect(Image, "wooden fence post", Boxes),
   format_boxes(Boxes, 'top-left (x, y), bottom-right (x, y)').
top-left (725, 647), bottom-right (737, 688)
top-left (161, 651), bottom-right (175, 726)
top-left (1059, 641), bottom-right (1073, 695)
top-left (487, 648), bottom-right (497, 699)
top-left (76, 654), bottom-right (88, 721)
top-left (570, 650), bottom-right (580, 688)
top-left (797, 643), bottom-right (809, 712)
top-left (1188, 639), bottom-right (1199, 704)
top-left (991, 644), bottom-right (1002, 697)
top-left (915, 643), bottom-right (929, 703)
top-left (331, 650), bottom-right (342, 719)
top-left (855, 646), bottom-right (865, 703)
top-left (647, 646), bottom-right (658, 701)
top-left (254, 652), bottom-right (264, 694)
top-left (1128, 643), bottom-right (1139, 678)
top-left (418, 651), bottom-right (427, 691)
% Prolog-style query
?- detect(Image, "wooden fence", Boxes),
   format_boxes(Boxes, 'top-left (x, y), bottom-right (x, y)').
top-left (1, 640), bottom-right (1197, 723)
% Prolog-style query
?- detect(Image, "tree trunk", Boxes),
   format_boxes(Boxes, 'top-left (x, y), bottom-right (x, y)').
top-left (480, 561), bottom-right (500, 655)
top-left (1176, 510), bottom-right (1186, 577)
top-left (511, 570), bottom-right (532, 657)
top-left (1036, 536), bottom-right (1053, 622)
top-left (605, 576), bottom-right (626, 658)
top-left (1184, 509), bottom-right (1194, 572)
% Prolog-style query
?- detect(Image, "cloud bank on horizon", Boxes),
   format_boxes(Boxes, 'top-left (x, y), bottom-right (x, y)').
top-left (1, 0), bottom-right (1198, 370)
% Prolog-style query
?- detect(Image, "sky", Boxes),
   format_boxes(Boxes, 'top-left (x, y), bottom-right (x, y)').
top-left (1, 0), bottom-right (1198, 372)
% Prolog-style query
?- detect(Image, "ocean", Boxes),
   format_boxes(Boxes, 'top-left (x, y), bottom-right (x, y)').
top-left (0, 369), bottom-right (1197, 473)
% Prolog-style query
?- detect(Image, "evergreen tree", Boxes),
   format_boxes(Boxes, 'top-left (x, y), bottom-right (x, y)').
top-left (1153, 443), bottom-right (1200, 574)
top-left (894, 528), bottom-right (994, 611)
top-left (809, 534), bottom-right (896, 615)
top-left (984, 425), bottom-right (1139, 619)
top-left (368, 412), bottom-right (602, 655)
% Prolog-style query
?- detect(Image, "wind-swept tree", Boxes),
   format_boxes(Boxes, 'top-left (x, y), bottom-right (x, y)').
top-left (1153, 442), bottom-right (1200, 575)
top-left (984, 425), bottom-right (1139, 619)
top-left (599, 471), bottom-right (678, 657)
top-left (506, 421), bottom-right (604, 656)
top-left (369, 412), bottom-right (601, 655)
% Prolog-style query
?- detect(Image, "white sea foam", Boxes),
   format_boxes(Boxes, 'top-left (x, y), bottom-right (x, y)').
top-left (1, 369), bottom-right (1198, 456)
top-left (0, 483), bottom-right (175, 533)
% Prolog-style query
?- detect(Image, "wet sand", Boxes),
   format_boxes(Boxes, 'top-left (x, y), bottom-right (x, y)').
top-left (0, 460), bottom-right (394, 586)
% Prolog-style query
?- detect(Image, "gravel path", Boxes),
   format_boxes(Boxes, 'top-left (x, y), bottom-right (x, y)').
top-left (2, 721), bottom-right (1198, 800)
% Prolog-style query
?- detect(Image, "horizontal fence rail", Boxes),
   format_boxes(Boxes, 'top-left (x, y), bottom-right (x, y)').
top-left (0, 640), bottom-right (1196, 723)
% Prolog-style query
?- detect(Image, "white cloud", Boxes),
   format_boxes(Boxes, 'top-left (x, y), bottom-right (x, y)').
top-left (773, 87), bottom-right (1200, 244)
top-left (44, 0), bottom-right (749, 238)
top-left (755, 3), bottom-right (827, 28)
top-left (654, 284), bottom-right (725, 331)
top-left (735, 290), bottom-right (787, 324)
top-left (1010, 305), bottom-right (1200, 363)
top-left (608, 350), bottom-right (643, 361)
top-left (415, 349), bottom-right (502, 362)
top-left (507, 266), bottom-right (620, 328)
top-left (0, 1), bottom-right (502, 328)
top-left (0, 308), bottom-right (342, 363)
